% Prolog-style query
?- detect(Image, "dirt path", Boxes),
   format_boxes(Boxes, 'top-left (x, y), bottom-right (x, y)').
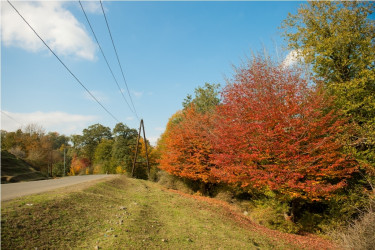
top-left (1, 174), bottom-right (116, 201)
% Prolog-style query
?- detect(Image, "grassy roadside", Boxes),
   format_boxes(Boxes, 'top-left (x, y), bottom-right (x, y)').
top-left (1, 150), bottom-right (46, 183)
top-left (1, 176), bottom-right (329, 249)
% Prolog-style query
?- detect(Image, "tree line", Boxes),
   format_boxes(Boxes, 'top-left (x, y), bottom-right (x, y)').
top-left (1, 122), bottom-right (156, 178)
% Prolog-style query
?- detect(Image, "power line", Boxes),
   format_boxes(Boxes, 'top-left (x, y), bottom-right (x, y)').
top-left (7, 0), bottom-right (120, 123)
top-left (79, 0), bottom-right (137, 118)
top-left (100, 0), bottom-right (140, 121)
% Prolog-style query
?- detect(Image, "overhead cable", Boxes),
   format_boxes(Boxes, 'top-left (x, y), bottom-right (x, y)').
top-left (79, 0), bottom-right (137, 118)
top-left (100, 0), bottom-right (140, 121)
top-left (7, 0), bottom-right (120, 123)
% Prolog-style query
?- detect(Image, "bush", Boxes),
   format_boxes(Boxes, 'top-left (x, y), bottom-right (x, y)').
top-left (149, 166), bottom-right (160, 182)
top-left (335, 202), bottom-right (375, 250)
top-left (215, 190), bottom-right (234, 203)
top-left (115, 166), bottom-right (126, 174)
top-left (157, 171), bottom-right (194, 194)
top-left (52, 162), bottom-right (66, 177)
top-left (249, 199), bottom-right (301, 234)
top-left (8, 146), bottom-right (26, 159)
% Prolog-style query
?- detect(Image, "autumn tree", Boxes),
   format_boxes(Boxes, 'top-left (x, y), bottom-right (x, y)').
top-left (159, 107), bottom-right (216, 185)
top-left (156, 111), bottom-right (183, 157)
top-left (212, 56), bottom-right (358, 203)
top-left (281, 1), bottom-right (375, 168)
top-left (69, 156), bottom-right (90, 175)
top-left (1, 125), bottom-right (71, 176)
top-left (159, 83), bottom-right (220, 192)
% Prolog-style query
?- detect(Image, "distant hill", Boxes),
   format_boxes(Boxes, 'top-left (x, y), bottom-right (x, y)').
top-left (1, 151), bottom-right (47, 183)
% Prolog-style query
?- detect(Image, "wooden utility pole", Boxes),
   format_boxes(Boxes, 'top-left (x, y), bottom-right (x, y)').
top-left (131, 119), bottom-right (150, 177)
top-left (63, 147), bottom-right (66, 177)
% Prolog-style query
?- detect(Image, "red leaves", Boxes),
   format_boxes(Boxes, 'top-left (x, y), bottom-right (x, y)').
top-left (212, 57), bottom-right (358, 201)
top-left (70, 156), bottom-right (90, 175)
top-left (159, 56), bottom-right (359, 201)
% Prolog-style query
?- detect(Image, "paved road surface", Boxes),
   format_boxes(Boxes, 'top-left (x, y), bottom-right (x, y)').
top-left (1, 175), bottom-right (116, 201)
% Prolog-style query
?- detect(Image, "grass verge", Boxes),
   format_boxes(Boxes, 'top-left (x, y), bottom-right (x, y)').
top-left (1, 176), bottom-right (332, 249)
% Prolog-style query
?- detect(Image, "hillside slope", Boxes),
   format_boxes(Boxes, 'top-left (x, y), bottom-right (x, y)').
top-left (1, 150), bottom-right (47, 183)
top-left (1, 176), bottom-right (336, 249)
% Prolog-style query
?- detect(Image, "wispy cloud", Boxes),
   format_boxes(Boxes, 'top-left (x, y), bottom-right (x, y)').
top-left (1, 110), bottom-right (97, 135)
top-left (132, 91), bottom-right (144, 98)
top-left (2, 1), bottom-right (96, 60)
top-left (125, 116), bottom-right (134, 121)
top-left (81, 1), bottom-right (102, 14)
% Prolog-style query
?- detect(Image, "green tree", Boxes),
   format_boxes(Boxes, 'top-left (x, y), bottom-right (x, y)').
top-left (48, 132), bottom-right (70, 150)
top-left (94, 139), bottom-right (114, 173)
top-left (183, 82), bottom-right (221, 114)
top-left (113, 123), bottom-right (138, 139)
top-left (80, 124), bottom-right (112, 162)
top-left (281, 1), bottom-right (375, 167)
top-left (111, 123), bottom-right (138, 174)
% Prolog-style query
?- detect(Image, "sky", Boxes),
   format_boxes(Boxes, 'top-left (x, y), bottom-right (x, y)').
top-left (1, 0), bottom-right (302, 145)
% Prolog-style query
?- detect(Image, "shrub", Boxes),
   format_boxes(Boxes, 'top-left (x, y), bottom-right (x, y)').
top-left (115, 166), bottom-right (126, 174)
top-left (157, 170), bottom-right (194, 194)
top-left (8, 146), bottom-right (26, 159)
top-left (52, 162), bottom-right (65, 177)
top-left (93, 164), bottom-right (104, 174)
top-left (149, 166), bottom-right (160, 182)
top-left (335, 202), bottom-right (375, 249)
top-left (215, 190), bottom-right (234, 203)
top-left (249, 199), bottom-right (301, 234)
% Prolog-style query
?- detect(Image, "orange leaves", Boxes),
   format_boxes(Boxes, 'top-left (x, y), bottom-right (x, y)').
top-left (159, 107), bottom-right (216, 183)
top-left (69, 156), bottom-right (90, 176)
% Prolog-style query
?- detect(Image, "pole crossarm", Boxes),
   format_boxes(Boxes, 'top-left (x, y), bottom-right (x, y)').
top-left (131, 119), bottom-right (150, 177)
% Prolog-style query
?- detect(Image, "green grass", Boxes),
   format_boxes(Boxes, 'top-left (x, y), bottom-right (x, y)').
top-left (2, 176), bottom-right (302, 249)
top-left (1, 150), bottom-right (46, 183)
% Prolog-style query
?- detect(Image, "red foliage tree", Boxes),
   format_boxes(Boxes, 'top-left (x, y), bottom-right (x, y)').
top-left (159, 106), bottom-right (216, 184)
top-left (70, 156), bottom-right (90, 175)
top-left (212, 57), bottom-right (358, 201)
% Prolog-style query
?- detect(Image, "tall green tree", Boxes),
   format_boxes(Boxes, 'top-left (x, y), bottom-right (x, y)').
top-left (94, 139), bottom-right (114, 173)
top-left (281, 1), bottom-right (375, 167)
top-left (80, 124), bottom-right (112, 162)
top-left (111, 123), bottom-right (138, 173)
top-left (183, 82), bottom-right (221, 114)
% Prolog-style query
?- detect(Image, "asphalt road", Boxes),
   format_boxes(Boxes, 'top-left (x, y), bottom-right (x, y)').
top-left (1, 175), bottom-right (116, 201)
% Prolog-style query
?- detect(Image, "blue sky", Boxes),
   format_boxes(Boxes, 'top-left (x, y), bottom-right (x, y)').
top-left (1, 1), bottom-right (302, 145)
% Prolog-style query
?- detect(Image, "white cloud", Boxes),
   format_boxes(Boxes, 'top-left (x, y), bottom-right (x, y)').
top-left (132, 91), bottom-right (144, 98)
top-left (147, 136), bottom-right (159, 147)
top-left (1, 1), bottom-right (96, 60)
top-left (125, 116), bottom-right (134, 121)
top-left (282, 50), bottom-right (302, 68)
top-left (1, 110), bottom-right (97, 135)
top-left (81, 1), bottom-right (102, 14)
